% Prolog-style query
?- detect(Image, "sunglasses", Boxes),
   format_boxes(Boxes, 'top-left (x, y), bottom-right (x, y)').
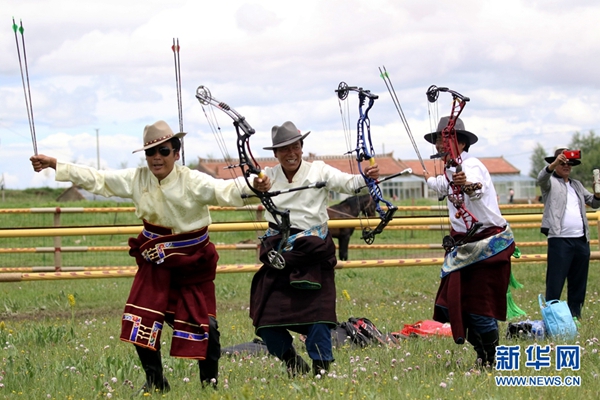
top-left (145, 146), bottom-right (173, 157)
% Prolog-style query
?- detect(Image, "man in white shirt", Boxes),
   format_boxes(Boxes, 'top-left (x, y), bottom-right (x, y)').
top-left (423, 116), bottom-right (515, 368)
top-left (538, 147), bottom-right (600, 322)
top-left (250, 121), bottom-right (379, 377)
top-left (30, 120), bottom-right (256, 393)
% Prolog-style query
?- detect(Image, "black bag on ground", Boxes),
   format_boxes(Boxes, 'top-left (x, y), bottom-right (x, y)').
top-left (337, 317), bottom-right (392, 347)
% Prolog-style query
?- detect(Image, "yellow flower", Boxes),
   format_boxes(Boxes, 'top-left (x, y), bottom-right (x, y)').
top-left (0, 321), bottom-right (5, 331)
top-left (68, 294), bottom-right (76, 307)
top-left (342, 290), bottom-right (351, 301)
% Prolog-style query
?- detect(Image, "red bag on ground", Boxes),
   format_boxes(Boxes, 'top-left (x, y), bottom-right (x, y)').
top-left (394, 320), bottom-right (453, 338)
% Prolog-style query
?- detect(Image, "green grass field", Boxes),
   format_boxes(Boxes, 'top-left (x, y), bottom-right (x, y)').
top-left (0, 190), bottom-right (599, 399)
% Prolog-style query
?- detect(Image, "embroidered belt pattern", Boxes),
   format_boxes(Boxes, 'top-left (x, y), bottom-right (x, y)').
top-left (261, 223), bottom-right (328, 252)
top-left (441, 225), bottom-right (514, 277)
top-left (141, 229), bottom-right (209, 264)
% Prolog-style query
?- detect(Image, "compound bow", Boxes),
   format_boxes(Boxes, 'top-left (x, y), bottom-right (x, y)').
top-left (195, 86), bottom-right (325, 269)
top-left (425, 85), bottom-right (482, 252)
top-left (335, 82), bottom-right (398, 244)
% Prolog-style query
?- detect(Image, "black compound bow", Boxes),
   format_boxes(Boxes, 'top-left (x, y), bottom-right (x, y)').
top-left (196, 86), bottom-right (325, 269)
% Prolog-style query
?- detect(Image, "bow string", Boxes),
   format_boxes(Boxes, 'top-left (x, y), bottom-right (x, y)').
top-left (378, 66), bottom-right (426, 176)
top-left (335, 82), bottom-right (398, 244)
top-left (195, 86), bottom-right (325, 269)
top-left (426, 85), bottom-right (482, 252)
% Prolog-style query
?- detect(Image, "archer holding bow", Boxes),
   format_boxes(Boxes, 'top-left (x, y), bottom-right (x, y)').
top-left (423, 114), bottom-right (515, 369)
top-left (250, 121), bottom-right (379, 377)
top-left (30, 120), bottom-right (264, 393)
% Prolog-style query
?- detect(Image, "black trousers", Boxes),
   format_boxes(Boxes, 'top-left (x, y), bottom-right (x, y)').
top-left (135, 316), bottom-right (221, 385)
top-left (546, 236), bottom-right (590, 319)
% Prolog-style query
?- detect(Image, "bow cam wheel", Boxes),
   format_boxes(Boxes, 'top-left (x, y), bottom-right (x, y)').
top-left (196, 86), bottom-right (212, 105)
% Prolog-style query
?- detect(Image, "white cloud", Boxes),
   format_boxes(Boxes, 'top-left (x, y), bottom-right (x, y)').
top-left (0, 0), bottom-right (599, 188)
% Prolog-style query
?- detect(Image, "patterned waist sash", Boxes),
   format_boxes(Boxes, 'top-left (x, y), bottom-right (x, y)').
top-left (140, 226), bottom-right (209, 264)
top-left (441, 225), bottom-right (514, 278)
top-left (261, 222), bottom-right (328, 252)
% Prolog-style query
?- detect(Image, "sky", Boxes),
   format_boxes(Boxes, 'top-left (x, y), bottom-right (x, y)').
top-left (1, 0), bottom-right (599, 189)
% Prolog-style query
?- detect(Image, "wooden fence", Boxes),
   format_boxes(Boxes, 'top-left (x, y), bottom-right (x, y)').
top-left (1, 206), bottom-right (599, 282)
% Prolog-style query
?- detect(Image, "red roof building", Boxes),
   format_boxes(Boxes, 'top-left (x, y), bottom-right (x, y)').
top-left (196, 153), bottom-right (535, 203)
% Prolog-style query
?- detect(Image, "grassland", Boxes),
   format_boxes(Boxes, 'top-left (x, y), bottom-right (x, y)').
top-left (0, 189), bottom-right (598, 399)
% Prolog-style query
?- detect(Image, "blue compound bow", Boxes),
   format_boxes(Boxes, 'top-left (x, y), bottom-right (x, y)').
top-left (335, 82), bottom-right (399, 244)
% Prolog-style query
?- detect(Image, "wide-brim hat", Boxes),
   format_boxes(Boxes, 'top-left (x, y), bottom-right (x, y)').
top-left (132, 120), bottom-right (187, 153)
top-left (263, 121), bottom-right (310, 150)
top-left (544, 146), bottom-right (581, 166)
top-left (424, 116), bottom-right (478, 145)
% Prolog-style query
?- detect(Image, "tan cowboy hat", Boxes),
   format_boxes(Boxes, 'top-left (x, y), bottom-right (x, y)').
top-left (424, 116), bottom-right (478, 145)
top-left (263, 121), bottom-right (310, 150)
top-left (132, 120), bottom-right (187, 153)
top-left (544, 146), bottom-right (581, 166)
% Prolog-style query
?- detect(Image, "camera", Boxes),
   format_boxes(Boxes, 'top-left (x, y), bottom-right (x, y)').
top-left (563, 149), bottom-right (581, 160)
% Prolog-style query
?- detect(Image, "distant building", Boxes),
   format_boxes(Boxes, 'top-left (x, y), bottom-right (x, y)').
top-left (196, 153), bottom-right (536, 203)
top-left (402, 157), bottom-right (537, 203)
top-left (196, 152), bottom-right (421, 200)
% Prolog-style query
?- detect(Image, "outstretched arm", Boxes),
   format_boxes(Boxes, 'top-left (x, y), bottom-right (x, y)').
top-left (30, 155), bottom-right (57, 172)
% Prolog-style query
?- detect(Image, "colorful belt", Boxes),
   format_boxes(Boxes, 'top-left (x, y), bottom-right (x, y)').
top-left (141, 229), bottom-right (209, 264)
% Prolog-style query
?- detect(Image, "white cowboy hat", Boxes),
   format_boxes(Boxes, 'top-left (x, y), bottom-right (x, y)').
top-left (132, 120), bottom-right (186, 153)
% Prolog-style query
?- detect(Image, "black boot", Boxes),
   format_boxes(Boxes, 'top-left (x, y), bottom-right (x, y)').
top-left (281, 347), bottom-right (310, 376)
top-left (312, 359), bottom-right (331, 377)
top-left (199, 358), bottom-right (219, 389)
top-left (466, 329), bottom-right (486, 366)
top-left (480, 329), bottom-right (499, 368)
top-left (135, 345), bottom-right (171, 393)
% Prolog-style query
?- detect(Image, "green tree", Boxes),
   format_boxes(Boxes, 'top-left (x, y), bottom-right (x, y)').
top-left (529, 143), bottom-right (548, 181)
top-left (568, 130), bottom-right (600, 187)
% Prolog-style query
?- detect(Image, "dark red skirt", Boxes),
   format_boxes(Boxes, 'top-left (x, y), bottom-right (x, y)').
top-left (433, 226), bottom-right (514, 343)
top-left (120, 221), bottom-right (218, 359)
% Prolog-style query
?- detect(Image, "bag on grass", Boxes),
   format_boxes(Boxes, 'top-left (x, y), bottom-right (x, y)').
top-left (339, 317), bottom-right (391, 347)
top-left (506, 320), bottom-right (545, 340)
top-left (394, 320), bottom-right (453, 338)
top-left (538, 294), bottom-right (577, 340)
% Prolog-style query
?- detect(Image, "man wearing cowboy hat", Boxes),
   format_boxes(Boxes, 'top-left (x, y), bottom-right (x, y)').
top-left (423, 116), bottom-right (515, 368)
top-left (249, 121), bottom-right (379, 377)
top-left (538, 146), bottom-right (600, 323)
top-left (30, 120), bottom-right (259, 393)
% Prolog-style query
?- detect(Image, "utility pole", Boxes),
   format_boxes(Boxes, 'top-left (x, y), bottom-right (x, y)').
top-left (96, 128), bottom-right (100, 170)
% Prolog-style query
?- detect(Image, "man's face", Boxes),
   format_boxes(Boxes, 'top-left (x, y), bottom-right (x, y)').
top-left (435, 135), bottom-right (465, 162)
top-left (274, 140), bottom-right (303, 176)
top-left (145, 142), bottom-right (179, 181)
top-left (554, 161), bottom-right (573, 180)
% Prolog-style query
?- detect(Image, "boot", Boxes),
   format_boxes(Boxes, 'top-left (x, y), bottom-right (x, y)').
top-left (480, 329), bottom-right (499, 368)
top-left (281, 347), bottom-right (310, 376)
top-left (135, 346), bottom-right (171, 393)
top-left (466, 329), bottom-right (486, 366)
top-left (312, 359), bottom-right (331, 377)
top-left (199, 358), bottom-right (219, 389)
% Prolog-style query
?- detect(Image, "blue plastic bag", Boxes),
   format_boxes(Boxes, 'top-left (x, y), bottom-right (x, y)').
top-left (538, 294), bottom-right (577, 340)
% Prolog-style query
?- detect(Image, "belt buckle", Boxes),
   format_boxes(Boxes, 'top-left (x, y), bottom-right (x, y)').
top-left (142, 243), bottom-right (166, 264)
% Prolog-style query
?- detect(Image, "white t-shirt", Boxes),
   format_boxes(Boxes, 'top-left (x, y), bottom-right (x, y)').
top-left (553, 182), bottom-right (584, 238)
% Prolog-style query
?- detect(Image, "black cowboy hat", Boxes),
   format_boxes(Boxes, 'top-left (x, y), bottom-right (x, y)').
top-left (424, 116), bottom-right (478, 145)
top-left (544, 146), bottom-right (581, 166)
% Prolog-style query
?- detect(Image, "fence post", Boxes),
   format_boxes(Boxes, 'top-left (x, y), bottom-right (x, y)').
top-left (54, 207), bottom-right (62, 271)
top-left (255, 205), bottom-right (264, 262)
